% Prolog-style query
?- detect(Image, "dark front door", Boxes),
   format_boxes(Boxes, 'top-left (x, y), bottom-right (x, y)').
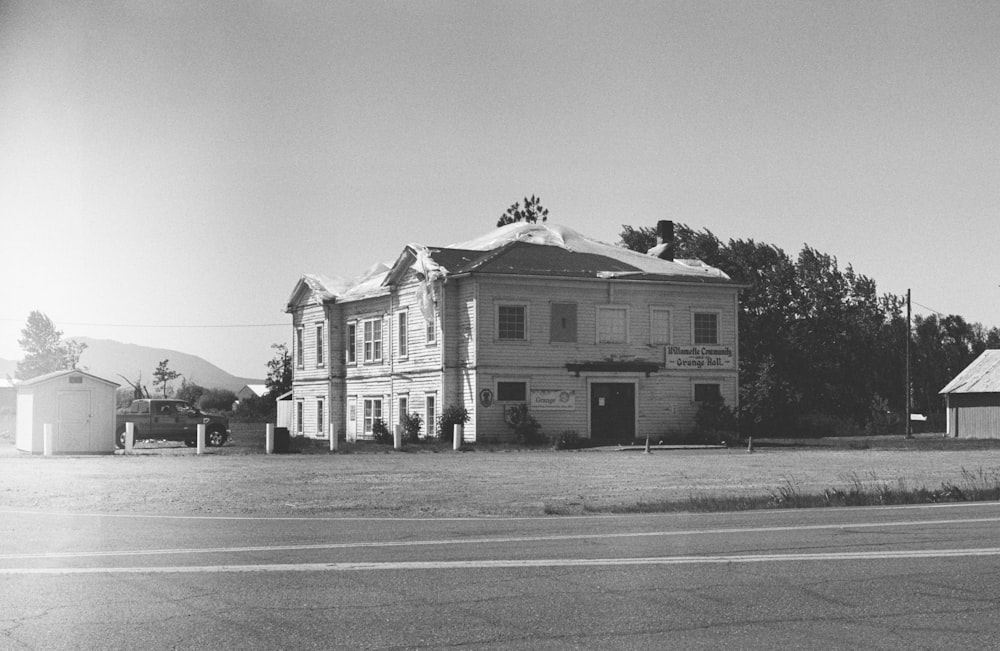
top-left (591, 383), bottom-right (636, 442)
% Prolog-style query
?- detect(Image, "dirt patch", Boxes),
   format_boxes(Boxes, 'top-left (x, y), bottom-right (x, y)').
top-left (4, 428), bottom-right (1000, 517)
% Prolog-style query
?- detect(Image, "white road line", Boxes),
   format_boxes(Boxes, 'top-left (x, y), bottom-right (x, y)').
top-left (4, 548), bottom-right (1000, 575)
top-left (4, 516), bottom-right (1000, 561)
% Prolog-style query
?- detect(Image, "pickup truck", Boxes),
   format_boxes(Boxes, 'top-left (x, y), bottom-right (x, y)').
top-left (116, 399), bottom-right (230, 448)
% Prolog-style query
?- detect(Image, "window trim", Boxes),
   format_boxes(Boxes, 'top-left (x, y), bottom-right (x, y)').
top-left (596, 304), bottom-right (630, 344)
top-left (363, 397), bottom-right (383, 437)
top-left (549, 301), bottom-right (578, 343)
top-left (649, 306), bottom-right (672, 345)
top-left (397, 309), bottom-right (408, 359)
top-left (362, 317), bottom-right (383, 364)
top-left (693, 311), bottom-right (721, 345)
top-left (425, 313), bottom-right (437, 346)
top-left (315, 322), bottom-right (325, 368)
top-left (295, 326), bottom-right (304, 369)
top-left (346, 321), bottom-right (357, 365)
top-left (496, 302), bottom-right (529, 342)
top-left (424, 393), bottom-right (437, 440)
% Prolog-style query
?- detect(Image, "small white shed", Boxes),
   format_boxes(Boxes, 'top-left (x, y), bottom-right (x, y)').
top-left (275, 390), bottom-right (293, 430)
top-left (16, 369), bottom-right (119, 454)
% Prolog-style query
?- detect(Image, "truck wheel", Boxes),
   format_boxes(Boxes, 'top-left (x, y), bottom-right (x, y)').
top-left (207, 429), bottom-right (227, 447)
top-left (115, 427), bottom-right (126, 449)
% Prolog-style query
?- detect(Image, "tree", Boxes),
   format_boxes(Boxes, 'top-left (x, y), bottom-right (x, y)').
top-left (265, 343), bottom-right (292, 400)
top-left (16, 311), bottom-right (87, 380)
top-left (175, 377), bottom-right (205, 406)
top-left (152, 359), bottom-right (180, 398)
top-left (200, 388), bottom-right (237, 412)
top-left (497, 195), bottom-right (549, 227)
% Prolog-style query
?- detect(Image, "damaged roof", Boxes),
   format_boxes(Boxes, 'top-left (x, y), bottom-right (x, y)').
top-left (287, 222), bottom-right (734, 309)
top-left (940, 350), bottom-right (1000, 394)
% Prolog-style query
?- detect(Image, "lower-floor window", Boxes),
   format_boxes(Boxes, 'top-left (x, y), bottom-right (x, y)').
top-left (296, 400), bottom-right (304, 434)
top-left (693, 383), bottom-right (722, 402)
top-left (425, 394), bottom-right (436, 438)
top-left (363, 398), bottom-right (383, 436)
top-left (317, 398), bottom-right (325, 437)
top-left (497, 381), bottom-right (527, 402)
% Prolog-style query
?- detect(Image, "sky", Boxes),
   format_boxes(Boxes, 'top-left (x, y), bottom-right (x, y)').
top-left (2, 1), bottom-right (999, 379)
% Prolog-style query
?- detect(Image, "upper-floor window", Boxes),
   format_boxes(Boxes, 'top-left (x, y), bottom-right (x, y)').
top-left (597, 306), bottom-right (628, 344)
top-left (397, 310), bottom-right (408, 358)
top-left (363, 317), bottom-right (383, 363)
top-left (693, 312), bottom-right (719, 345)
top-left (650, 307), bottom-right (672, 345)
top-left (426, 313), bottom-right (436, 345)
top-left (315, 323), bottom-right (324, 368)
top-left (346, 322), bottom-right (357, 365)
top-left (550, 303), bottom-right (577, 343)
top-left (295, 327), bottom-right (304, 369)
top-left (497, 304), bottom-right (527, 340)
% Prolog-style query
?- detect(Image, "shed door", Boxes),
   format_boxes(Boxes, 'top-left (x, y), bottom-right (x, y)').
top-left (58, 390), bottom-right (91, 451)
top-left (590, 383), bottom-right (636, 442)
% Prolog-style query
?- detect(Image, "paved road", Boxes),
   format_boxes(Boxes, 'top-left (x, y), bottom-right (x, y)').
top-left (2, 503), bottom-right (1000, 649)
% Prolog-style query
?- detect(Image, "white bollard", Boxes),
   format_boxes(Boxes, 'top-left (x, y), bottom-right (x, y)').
top-left (453, 424), bottom-right (463, 451)
top-left (43, 423), bottom-right (53, 456)
top-left (125, 422), bottom-right (135, 452)
top-left (329, 424), bottom-right (338, 452)
top-left (394, 424), bottom-right (403, 450)
top-left (197, 423), bottom-right (206, 455)
top-left (266, 424), bottom-right (275, 454)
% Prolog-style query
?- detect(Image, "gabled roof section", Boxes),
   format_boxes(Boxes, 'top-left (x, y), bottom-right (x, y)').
top-left (289, 222), bottom-right (734, 309)
top-left (940, 350), bottom-right (1000, 394)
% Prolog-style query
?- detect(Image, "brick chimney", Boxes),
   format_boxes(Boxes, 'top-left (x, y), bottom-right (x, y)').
top-left (655, 220), bottom-right (674, 261)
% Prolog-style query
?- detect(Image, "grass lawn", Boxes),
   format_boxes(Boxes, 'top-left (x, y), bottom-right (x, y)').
top-left (2, 424), bottom-right (1000, 517)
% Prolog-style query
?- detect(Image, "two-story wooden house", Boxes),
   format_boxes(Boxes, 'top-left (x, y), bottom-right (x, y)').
top-left (284, 221), bottom-right (739, 443)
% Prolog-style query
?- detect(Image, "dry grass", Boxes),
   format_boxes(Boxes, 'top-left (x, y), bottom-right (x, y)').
top-left (3, 424), bottom-right (1000, 517)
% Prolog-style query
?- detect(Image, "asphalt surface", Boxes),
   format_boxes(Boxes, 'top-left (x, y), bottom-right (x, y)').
top-left (3, 503), bottom-right (1000, 649)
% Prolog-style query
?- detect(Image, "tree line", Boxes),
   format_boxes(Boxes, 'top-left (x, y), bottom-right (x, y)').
top-left (14, 311), bottom-right (293, 421)
top-left (621, 223), bottom-right (1000, 436)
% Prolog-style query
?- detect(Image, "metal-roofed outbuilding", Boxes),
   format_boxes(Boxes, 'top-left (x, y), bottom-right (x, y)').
top-left (940, 350), bottom-right (1000, 438)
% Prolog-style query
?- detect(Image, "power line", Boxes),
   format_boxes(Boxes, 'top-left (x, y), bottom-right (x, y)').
top-left (911, 301), bottom-right (948, 318)
top-left (0, 317), bottom-right (287, 328)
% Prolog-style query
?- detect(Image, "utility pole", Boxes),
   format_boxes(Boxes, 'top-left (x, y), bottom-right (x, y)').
top-left (905, 288), bottom-right (912, 439)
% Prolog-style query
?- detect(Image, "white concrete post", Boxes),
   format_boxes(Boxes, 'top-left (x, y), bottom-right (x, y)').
top-left (329, 424), bottom-right (338, 452)
top-left (266, 424), bottom-right (275, 454)
top-left (453, 424), bottom-right (463, 451)
top-left (125, 422), bottom-right (135, 452)
top-left (43, 423), bottom-right (53, 456)
top-left (394, 424), bottom-right (403, 450)
top-left (197, 423), bottom-right (206, 454)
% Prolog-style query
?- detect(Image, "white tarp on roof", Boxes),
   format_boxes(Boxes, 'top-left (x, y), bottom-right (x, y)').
top-left (449, 222), bottom-right (729, 279)
top-left (299, 222), bottom-right (728, 303)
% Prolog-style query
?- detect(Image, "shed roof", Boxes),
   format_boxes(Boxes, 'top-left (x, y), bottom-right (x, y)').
top-left (939, 350), bottom-right (1000, 394)
top-left (18, 368), bottom-right (119, 388)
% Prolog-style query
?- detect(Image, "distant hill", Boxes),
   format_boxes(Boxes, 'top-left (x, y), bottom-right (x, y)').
top-left (1, 338), bottom-right (262, 393)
